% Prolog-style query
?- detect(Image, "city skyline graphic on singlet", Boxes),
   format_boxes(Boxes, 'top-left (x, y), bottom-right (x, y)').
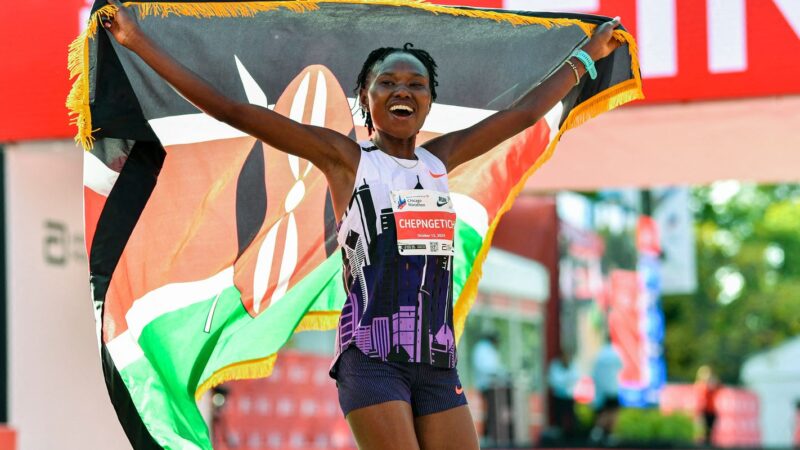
top-left (333, 142), bottom-right (456, 371)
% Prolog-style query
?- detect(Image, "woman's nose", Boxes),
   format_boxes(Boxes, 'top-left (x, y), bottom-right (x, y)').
top-left (393, 85), bottom-right (411, 97)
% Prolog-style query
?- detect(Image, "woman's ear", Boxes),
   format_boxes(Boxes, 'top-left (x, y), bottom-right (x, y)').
top-left (359, 89), bottom-right (368, 113)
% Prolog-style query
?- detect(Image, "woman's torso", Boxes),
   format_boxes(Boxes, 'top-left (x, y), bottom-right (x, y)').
top-left (331, 141), bottom-right (457, 374)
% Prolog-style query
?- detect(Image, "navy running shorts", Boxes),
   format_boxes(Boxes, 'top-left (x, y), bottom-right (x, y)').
top-left (332, 346), bottom-right (468, 418)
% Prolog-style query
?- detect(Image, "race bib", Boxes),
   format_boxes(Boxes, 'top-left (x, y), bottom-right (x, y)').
top-left (390, 189), bottom-right (456, 256)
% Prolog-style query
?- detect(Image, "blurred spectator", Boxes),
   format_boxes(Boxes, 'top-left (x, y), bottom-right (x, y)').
top-left (695, 365), bottom-right (720, 446)
top-left (548, 350), bottom-right (580, 438)
top-left (473, 331), bottom-right (505, 392)
top-left (472, 331), bottom-right (511, 446)
top-left (590, 337), bottom-right (623, 445)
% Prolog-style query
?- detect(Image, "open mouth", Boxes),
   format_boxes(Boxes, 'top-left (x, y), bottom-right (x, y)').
top-left (389, 104), bottom-right (415, 118)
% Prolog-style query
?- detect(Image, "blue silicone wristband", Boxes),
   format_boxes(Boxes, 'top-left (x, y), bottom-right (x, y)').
top-left (572, 49), bottom-right (597, 80)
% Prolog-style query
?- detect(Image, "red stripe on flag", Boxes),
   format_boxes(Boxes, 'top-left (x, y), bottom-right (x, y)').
top-left (103, 137), bottom-right (253, 341)
top-left (83, 186), bottom-right (107, 258)
top-left (449, 117), bottom-right (552, 216)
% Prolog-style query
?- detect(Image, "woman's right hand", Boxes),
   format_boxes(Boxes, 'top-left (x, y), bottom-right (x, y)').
top-left (102, 0), bottom-right (142, 49)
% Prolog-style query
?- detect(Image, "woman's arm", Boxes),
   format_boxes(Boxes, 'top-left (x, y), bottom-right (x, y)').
top-left (424, 18), bottom-right (622, 172)
top-left (102, 0), bottom-right (359, 175)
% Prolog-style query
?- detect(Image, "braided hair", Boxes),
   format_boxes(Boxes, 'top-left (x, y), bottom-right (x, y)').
top-left (355, 43), bottom-right (439, 135)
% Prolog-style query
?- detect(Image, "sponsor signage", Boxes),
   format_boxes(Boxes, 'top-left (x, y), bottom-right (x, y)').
top-left (434, 0), bottom-right (800, 102)
top-left (4, 141), bottom-right (129, 449)
top-left (3, 0), bottom-right (798, 139)
top-left (0, 0), bottom-right (87, 142)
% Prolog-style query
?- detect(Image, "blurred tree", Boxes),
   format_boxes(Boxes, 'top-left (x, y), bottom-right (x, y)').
top-left (662, 183), bottom-right (800, 384)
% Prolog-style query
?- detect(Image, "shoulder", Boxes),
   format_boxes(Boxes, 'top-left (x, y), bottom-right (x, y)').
top-left (416, 146), bottom-right (447, 174)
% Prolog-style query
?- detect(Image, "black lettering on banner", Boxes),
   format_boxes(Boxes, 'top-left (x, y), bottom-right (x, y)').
top-left (73, 233), bottom-right (85, 261)
top-left (43, 220), bottom-right (87, 266)
top-left (44, 220), bottom-right (67, 266)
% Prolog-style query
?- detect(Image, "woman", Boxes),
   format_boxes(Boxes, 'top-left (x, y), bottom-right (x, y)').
top-left (103, 2), bottom-right (621, 448)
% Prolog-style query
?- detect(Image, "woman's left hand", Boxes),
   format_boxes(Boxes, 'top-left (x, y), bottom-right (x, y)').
top-left (582, 16), bottom-right (623, 61)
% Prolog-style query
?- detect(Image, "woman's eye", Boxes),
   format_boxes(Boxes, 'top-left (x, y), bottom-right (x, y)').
top-left (380, 80), bottom-right (394, 86)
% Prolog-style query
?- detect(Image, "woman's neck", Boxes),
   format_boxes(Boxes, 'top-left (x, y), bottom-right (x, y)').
top-left (371, 132), bottom-right (417, 159)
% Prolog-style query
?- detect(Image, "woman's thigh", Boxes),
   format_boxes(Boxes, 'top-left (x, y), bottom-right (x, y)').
top-left (413, 405), bottom-right (479, 450)
top-left (347, 400), bottom-right (421, 450)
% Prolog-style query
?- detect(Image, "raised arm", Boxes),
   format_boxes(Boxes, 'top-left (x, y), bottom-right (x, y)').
top-left (424, 18), bottom-right (622, 172)
top-left (101, 0), bottom-right (359, 176)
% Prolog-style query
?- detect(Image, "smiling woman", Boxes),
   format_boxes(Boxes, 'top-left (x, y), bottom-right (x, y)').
top-left (93, 0), bottom-right (631, 447)
top-left (355, 43), bottom-right (438, 140)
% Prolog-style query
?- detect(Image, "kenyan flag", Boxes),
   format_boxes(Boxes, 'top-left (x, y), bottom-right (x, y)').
top-left (70, 1), bottom-right (643, 447)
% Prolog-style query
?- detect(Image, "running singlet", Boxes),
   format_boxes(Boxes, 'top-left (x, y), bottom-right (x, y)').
top-left (331, 142), bottom-right (457, 373)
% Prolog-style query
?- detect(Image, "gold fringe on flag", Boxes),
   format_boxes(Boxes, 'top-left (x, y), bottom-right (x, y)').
top-left (66, 7), bottom-right (118, 149)
top-left (98, 0), bottom-right (595, 32)
top-left (194, 310), bottom-right (340, 400)
top-left (66, 30), bottom-right (93, 149)
top-left (195, 354), bottom-right (278, 400)
top-left (293, 311), bottom-right (341, 333)
top-left (67, 0), bottom-right (612, 149)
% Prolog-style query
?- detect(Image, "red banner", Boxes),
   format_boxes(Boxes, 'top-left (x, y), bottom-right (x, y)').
top-left (432, 0), bottom-right (800, 102)
top-left (0, 0), bottom-right (88, 142)
top-left (608, 270), bottom-right (644, 386)
top-left (2, 0), bottom-right (798, 141)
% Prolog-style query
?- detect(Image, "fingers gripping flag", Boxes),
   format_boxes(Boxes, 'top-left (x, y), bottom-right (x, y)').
top-left (70, 1), bottom-right (643, 447)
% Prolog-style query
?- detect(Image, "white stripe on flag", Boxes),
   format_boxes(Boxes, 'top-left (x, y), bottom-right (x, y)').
top-left (150, 101), bottom-right (496, 146)
top-left (545, 102), bottom-right (564, 142)
top-left (106, 330), bottom-right (144, 371)
top-left (83, 152), bottom-right (120, 196)
top-left (126, 268), bottom-right (234, 340)
top-left (451, 193), bottom-right (489, 238)
top-left (149, 114), bottom-right (249, 146)
top-left (422, 102), bottom-right (495, 134)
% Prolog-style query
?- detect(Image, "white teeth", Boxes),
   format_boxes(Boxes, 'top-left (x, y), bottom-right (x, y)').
top-left (390, 105), bottom-right (414, 113)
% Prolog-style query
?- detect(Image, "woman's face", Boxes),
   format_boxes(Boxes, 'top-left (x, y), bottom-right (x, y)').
top-left (360, 53), bottom-right (433, 140)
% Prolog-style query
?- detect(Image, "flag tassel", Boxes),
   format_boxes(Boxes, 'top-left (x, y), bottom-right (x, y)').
top-left (66, 30), bottom-right (93, 149)
top-left (193, 311), bottom-right (340, 400)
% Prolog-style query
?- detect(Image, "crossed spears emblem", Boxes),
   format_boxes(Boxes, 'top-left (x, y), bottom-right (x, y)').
top-left (205, 57), bottom-right (352, 331)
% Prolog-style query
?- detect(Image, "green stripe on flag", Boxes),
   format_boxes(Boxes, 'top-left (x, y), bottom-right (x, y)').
top-left (119, 357), bottom-right (210, 449)
top-left (123, 251), bottom-right (345, 448)
top-left (453, 218), bottom-right (485, 311)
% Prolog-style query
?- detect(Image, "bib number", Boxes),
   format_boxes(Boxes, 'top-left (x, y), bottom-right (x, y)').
top-left (390, 189), bottom-right (455, 256)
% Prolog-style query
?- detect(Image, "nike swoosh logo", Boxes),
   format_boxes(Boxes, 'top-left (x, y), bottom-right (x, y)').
top-left (455, 385), bottom-right (464, 395)
top-left (437, 199), bottom-right (448, 207)
top-left (429, 171), bottom-right (446, 179)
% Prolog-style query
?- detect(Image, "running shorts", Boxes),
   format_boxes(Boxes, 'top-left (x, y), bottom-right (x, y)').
top-left (333, 346), bottom-right (468, 417)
